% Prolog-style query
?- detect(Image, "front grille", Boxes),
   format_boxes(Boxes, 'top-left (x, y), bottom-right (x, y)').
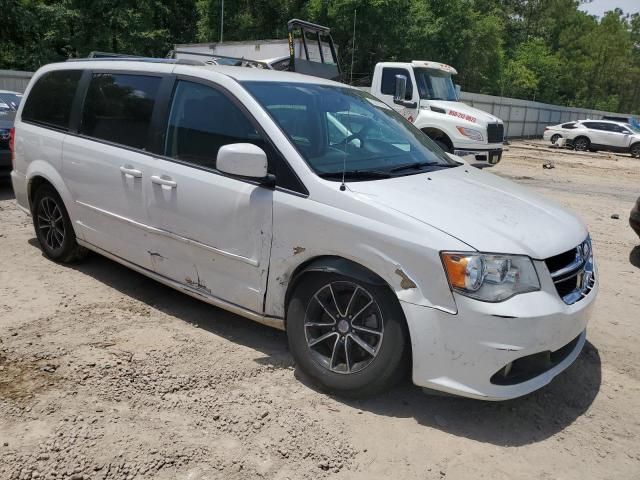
top-left (487, 123), bottom-right (504, 143)
top-left (545, 237), bottom-right (595, 305)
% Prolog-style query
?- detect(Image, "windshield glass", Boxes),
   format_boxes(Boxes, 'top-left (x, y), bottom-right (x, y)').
top-left (414, 68), bottom-right (457, 101)
top-left (0, 93), bottom-right (22, 111)
top-left (243, 82), bottom-right (457, 180)
top-left (624, 123), bottom-right (640, 133)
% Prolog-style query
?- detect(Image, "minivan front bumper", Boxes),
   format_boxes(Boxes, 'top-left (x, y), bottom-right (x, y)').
top-left (401, 272), bottom-right (597, 401)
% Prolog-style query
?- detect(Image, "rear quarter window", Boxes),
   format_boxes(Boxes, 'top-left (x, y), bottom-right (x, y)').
top-left (21, 70), bottom-right (82, 130)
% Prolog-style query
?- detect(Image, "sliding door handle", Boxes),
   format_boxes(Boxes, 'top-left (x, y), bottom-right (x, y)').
top-left (120, 166), bottom-right (142, 178)
top-left (150, 175), bottom-right (177, 188)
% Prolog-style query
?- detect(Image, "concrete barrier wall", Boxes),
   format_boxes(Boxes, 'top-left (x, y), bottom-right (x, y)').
top-left (0, 70), bottom-right (33, 93)
top-left (459, 91), bottom-right (631, 139)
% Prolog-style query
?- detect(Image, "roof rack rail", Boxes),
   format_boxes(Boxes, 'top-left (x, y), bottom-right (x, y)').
top-left (65, 51), bottom-right (205, 66)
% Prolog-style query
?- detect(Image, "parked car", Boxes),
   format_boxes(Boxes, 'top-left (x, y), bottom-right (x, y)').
top-left (0, 89), bottom-right (23, 112)
top-left (0, 110), bottom-right (15, 177)
top-left (0, 90), bottom-right (21, 177)
top-left (558, 120), bottom-right (640, 157)
top-left (11, 59), bottom-right (597, 400)
top-left (631, 197), bottom-right (640, 238)
top-left (543, 121), bottom-right (580, 144)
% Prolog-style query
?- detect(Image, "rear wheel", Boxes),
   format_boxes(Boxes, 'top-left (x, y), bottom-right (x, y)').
top-left (573, 137), bottom-right (590, 151)
top-left (32, 185), bottom-right (87, 263)
top-left (550, 134), bottom-right (561, 144)
top-left (286, 273), bottom-right (408, 397)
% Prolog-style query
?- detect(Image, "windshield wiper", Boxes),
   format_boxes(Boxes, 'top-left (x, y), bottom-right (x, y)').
top-left (318, 170), bottom-right (392, 180)
top-left (389, 162), bottom-right (439, 173)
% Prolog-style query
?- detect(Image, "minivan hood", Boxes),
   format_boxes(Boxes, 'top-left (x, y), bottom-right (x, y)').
top-left (347, 166), bottom-right (587, 259)
top-left (427, 100), bottom-right (502, 126)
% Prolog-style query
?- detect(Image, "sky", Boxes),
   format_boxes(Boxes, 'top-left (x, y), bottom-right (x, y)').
top-left (579, 0), bottom-right (640, 17)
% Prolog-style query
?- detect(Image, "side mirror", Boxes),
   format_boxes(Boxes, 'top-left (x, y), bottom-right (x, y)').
top-left (394, 75), bottom-right (408, 102)
top-left (217, 143), bottom-right (269, 181)
top-left (455, 84), bottom-right (461, 100)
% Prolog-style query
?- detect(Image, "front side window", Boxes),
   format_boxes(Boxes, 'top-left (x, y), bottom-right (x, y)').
top-left (380, 68), bottom-right (413, 100)
top-left (414, 68), bottom-right (457, 101)
top-left (80, 73), bottom-right (161, 149)
top-left (21, 70), bottom-right (82, 130)
top-left (164, 80), bottom-right (264, 170)
top-left (244, 81), bottom-right (457, 181)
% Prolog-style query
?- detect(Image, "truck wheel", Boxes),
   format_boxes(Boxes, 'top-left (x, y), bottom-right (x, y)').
top-left (435, 140), bottom-right (451, 153)
top-left (32, 185), bottom-right (88, 263)
top-left (550, 134), bottom-right (561, 144)
top-left (573, 137), bottom-right (590, 151)
top-left (286, 272), bottom-right (408, 397)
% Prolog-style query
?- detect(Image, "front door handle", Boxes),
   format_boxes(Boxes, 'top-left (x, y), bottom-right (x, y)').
top-left (120, 165), bottom-right (142, 178)
top-left (150, 175), bottom-right (177, 188)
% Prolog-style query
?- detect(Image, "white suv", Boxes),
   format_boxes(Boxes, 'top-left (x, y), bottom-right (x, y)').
top-left (548, 119), bottom-right (640, 157)
top-left (10, 59), bottom-right (598, 400)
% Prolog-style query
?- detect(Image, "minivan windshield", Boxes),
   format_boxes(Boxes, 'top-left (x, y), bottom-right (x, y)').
top-left (414, 68), bottom-right (457, 101)
top-left (243, 82), bottom-right (458, 180)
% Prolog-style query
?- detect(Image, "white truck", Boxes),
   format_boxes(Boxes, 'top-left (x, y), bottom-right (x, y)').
top-left (367, 61), bottom-right (504, 164)
top-left (172, 23), bottom-right (504, 165)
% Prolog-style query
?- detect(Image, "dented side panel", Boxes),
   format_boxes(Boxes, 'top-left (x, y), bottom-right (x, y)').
top-left (265, 189), bottom-right (467, 318)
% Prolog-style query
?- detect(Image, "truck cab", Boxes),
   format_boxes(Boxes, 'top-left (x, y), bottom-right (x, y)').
top-left (370, 61), bottom-right (504, 164)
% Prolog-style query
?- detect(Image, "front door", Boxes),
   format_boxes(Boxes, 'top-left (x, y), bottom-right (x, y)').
top-left (377, 66), bottom-right (419, 123)
top-left (145, 79), bottom-right (273, 313)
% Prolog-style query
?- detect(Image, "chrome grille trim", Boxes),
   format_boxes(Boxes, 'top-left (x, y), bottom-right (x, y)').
top-left (545, 237), bottom-right (595, 305)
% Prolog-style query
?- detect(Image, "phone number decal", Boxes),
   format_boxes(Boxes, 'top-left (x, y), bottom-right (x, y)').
top-left (448, 110), bottom-right (476, 123)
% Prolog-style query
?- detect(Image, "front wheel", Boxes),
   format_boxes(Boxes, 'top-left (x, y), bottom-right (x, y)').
top-left (286, 273), bottom-right (408, 397)
top-left (631, 143), bottom-right (640, 158)
top-left (573, 137), bottom-right (590, 151)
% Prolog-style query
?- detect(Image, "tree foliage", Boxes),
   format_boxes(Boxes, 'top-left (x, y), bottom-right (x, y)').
top-left (0, 0), bottom-right (638, 112)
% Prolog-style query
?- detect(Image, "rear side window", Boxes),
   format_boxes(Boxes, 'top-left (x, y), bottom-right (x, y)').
top-left (80, 73), bottom-right (161, 149)
top-left (561, 122), bottom-right (576, 129)
top-left (164, 80), bottom-right (263, 169)
top-left (21, 70), bottom-right (82, 130)
top-left (380, 68), bottom-right (413, 100)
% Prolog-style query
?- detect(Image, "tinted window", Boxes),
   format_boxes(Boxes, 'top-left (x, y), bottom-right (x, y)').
top-left (165, 81), bottom-right (264, 170)
top-left (22, 70), bottom-right (82, 130)
top-left (561, 122), bottom-right (576, 129)
top-left (381, 68), bottom-right (413, 100)
top-left (583, 122), bottom-right (603, 130)
top-left (80, 73), bottom-right (160, 149)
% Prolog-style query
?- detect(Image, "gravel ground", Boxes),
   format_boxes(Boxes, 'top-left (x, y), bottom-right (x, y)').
top-left (1, 140), bottom-right (639, 480)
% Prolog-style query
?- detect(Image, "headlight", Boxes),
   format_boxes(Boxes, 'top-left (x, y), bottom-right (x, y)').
top-left (456, 126), bottom-right (484, 141)
top-left (441, 252), bottom-right (540, 302)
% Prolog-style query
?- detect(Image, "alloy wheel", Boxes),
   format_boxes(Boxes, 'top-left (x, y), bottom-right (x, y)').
top-left (574, 138), bottom-right (588, 151)
top-left (37, 196), bottom-right (65, 251)
top-left (304, 281), bottom-right (384, 374)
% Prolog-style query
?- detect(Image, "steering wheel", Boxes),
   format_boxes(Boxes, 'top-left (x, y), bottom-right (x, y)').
top-left (333, 119), bottom-right (373, 149)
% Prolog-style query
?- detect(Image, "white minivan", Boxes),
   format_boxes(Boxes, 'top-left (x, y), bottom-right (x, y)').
top-left (10, 59), bottom-right (597, 400)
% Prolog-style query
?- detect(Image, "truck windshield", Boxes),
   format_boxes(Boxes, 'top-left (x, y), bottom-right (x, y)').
top-left (243, 81), bottom-right (458, 180)
top-left (414, 68), bottom-right (457, 101)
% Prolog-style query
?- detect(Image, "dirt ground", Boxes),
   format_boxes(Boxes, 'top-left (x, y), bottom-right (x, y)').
top-left (1, 140), bottom-right (639, 480)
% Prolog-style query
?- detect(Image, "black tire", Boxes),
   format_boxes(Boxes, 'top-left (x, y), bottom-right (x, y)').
top-left (573, 136), bottom-right (590, 151)
top-left (32, 184), bottom-right (88, 263)
top-left (286, 272), bottom-right (408, 398)
top-left (631, 143), bottom-right (640, 158)
top-left (435, 139), bottom-right (452, 153)
top-left (550, 134), bottom-right (561, 144)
